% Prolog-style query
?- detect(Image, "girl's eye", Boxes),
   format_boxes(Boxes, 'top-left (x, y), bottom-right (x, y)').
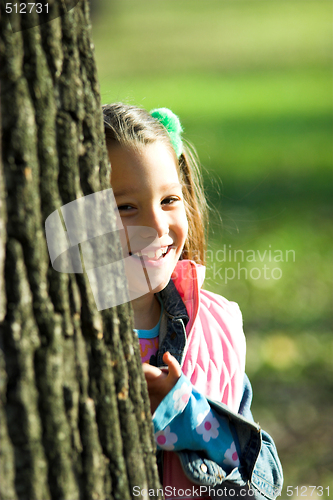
top-left (117, 205), bottom-right (136, 212)
top-left (162, 196), bottom-right (179, 205)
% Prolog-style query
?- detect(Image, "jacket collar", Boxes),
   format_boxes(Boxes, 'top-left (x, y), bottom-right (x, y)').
top-left (157, 260), bottom-right (205, 322)
top-left (157, 278), bottom-right (189, 321)
top-left (172, 259), bottom-right (206, 291)
top-left (154, 261), bottom-right (205, 366)
top-left (171, 260), bottom-right (206, 335)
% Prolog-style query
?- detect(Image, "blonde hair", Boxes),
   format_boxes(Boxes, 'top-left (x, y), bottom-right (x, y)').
top-left (102, 103), bottom-right (208, 266)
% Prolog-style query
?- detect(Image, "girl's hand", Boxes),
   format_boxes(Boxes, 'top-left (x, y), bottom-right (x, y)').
top-left (142, 352), bottom-right (181, 414)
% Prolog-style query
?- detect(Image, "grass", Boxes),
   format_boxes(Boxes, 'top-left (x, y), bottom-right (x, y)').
top-left (91, 0), bottom-right (333, 492)
top-left (92, 0), bottom-right (332, 77)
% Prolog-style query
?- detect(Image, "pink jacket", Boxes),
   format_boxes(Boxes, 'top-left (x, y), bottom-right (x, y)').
top-left (162, 260), bottom-right (246, 498)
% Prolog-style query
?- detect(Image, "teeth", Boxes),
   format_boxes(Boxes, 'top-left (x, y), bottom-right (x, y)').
top-left (132, 246), bottom-right (169, 259)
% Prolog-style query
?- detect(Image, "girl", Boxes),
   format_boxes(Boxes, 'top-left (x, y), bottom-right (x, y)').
top-left (103, 103), bottom-right (283, 500)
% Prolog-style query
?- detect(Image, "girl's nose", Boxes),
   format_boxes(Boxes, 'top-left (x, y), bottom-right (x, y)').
top-left (142, 207), bottom-right (169, 239)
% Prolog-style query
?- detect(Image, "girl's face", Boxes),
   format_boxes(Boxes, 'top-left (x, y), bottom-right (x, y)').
top-left (108, 141), bottom-right (188, 294)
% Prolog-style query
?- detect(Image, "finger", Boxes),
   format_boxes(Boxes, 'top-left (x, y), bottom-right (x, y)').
top-left (142, 363), bottom-right (163, 380)
top-left (163, 352), bottom-right (181, 379)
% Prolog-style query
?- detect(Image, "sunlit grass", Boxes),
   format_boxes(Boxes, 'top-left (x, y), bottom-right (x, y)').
top-left (92, 0), bottom-right (332, 77)
top-left (99, 69), bottom-right (332, 180)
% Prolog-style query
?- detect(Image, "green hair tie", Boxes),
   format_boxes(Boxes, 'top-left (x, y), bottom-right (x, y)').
top-left (150, 107), bottom-right (183, 158)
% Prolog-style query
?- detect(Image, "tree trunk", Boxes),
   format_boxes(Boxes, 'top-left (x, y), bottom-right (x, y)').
top-left (0, 2), bottom-right (162, 499)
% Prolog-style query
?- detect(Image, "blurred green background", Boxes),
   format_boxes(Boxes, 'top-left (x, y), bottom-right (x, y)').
top-left (90, 0), bottom-right (332, 494)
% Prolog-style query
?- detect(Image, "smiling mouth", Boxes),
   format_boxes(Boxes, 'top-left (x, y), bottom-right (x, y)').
top-left (129, 245), bottom-right (173, 260)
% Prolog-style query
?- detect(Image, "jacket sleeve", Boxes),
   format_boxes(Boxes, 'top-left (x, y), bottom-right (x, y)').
top-left (152, 373), bottom-right (241, 472)
top-left (177, 374), bottom-right (283, 500)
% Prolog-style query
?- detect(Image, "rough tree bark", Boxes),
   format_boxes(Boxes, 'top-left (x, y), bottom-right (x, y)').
top-left (0, 2), bottom-right (162, 499)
